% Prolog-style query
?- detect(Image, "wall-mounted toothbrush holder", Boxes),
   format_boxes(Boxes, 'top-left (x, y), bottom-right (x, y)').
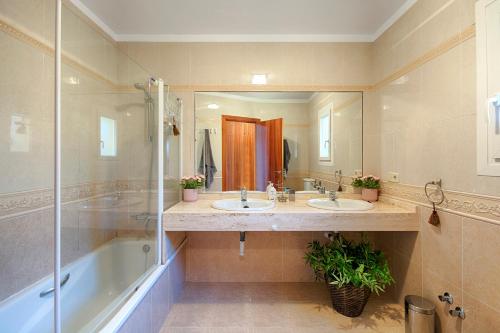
top-left (425, 179), bottom-right (445, 226)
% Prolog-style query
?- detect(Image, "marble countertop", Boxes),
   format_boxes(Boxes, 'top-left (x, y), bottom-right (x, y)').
top-left (163, 194), bottom-right (419, 232)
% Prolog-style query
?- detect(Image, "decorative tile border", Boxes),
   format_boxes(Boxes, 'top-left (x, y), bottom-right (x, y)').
top-left (0, 180), bottom-right (136, 219)
top-left (381, 182), bottom-right (500, 224)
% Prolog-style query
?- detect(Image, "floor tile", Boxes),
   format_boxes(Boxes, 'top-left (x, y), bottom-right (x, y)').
top-left (162, 283), bottom-right (404, 333)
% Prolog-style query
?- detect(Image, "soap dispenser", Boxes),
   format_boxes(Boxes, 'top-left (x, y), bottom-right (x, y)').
top-left (266, 181), bottom-right (277, 201)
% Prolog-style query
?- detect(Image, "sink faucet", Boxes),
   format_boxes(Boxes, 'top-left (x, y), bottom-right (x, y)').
top-left (329, 190), bottom-right (337, 201)
top-left (240, 186), bottom-right (248, 202)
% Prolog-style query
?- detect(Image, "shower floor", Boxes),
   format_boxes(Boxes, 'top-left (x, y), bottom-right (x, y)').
top-left (161, 282), bottom-right (404, 333)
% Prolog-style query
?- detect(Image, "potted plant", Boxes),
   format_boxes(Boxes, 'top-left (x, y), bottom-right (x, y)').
top-left (361, 175), bottom-right (380, 202)
top-left (304, 234), bottom-right (394, 317)
top-left (351, 176), bottom-right (363, 194)
top-left (181, 175), bottom-right (205, 202)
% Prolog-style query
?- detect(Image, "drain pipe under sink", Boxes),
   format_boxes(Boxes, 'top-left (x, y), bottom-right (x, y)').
top-left (240, 231), bottom-right (246, 256)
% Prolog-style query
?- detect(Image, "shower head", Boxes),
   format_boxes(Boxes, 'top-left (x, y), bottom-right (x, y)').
top-left (134, 82), bottom-right (153, 101)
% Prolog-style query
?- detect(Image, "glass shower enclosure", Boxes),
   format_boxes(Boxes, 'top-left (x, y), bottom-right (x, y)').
top-left (0, 1), bottom-right (180, 332)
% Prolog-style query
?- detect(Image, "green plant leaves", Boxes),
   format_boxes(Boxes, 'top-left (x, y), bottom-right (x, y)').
top-left (304, 235), bottom-right (394, 295)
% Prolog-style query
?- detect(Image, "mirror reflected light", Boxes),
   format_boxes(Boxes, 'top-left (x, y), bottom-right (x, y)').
top-left (251, 74), bottom-right (267, 85)
top-left (207, 103), bottom-right (220, 110)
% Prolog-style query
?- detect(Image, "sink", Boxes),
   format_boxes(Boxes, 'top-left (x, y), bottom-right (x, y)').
top-left (307, 198), bottom-right (374, 211)
top-left (212, 199), bottom-right (275, 211)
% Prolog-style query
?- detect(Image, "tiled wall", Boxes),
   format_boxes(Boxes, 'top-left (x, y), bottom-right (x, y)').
top-left (370, 0), bottom-right (500, 332)
top-left (186, 231), bottom-right (380, 283)
top-left (186, 232), bottom-right (315, 282)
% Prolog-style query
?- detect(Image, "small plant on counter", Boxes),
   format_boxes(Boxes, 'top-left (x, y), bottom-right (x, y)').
top-left (360, 175), bottom-right (380, 202)
top-left (304, 234), bottom-right (394, 317)
top-left (351, 176), bottom-right (363, 188)
top-left (181, 175), bottom-right (205, 202)
top-left (361, 175), bottom-right (381, 189)
top-left (180, 175), bottom-right (205, 189)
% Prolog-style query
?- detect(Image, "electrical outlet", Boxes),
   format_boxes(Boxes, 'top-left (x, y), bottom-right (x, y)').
top-left (388, 172), bottom-right (400, 183)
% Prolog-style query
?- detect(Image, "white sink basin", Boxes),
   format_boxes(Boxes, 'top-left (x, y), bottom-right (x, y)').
top-left (307, 198), bottom-right (374, 211)
top-left (212, 199), bottom-right (275, 211)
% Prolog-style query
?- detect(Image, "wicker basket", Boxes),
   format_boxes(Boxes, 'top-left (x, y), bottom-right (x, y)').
top-left (327, 283), bottom-right (371, 317)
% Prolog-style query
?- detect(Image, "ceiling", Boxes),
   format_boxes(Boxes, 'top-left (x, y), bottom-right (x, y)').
top-left (72, 0), bottom-right (416, 42)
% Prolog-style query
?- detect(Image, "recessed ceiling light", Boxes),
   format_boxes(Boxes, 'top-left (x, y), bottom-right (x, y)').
top-left (251, 74), bottom-right (267, 85)
top-left (207, 103), bottom-right (219, 110)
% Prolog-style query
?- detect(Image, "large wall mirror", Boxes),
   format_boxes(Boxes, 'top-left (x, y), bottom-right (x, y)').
top-left (195, 92), bottom-right (363, 192)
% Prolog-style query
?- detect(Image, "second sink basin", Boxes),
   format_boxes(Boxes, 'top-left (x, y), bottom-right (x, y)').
top-left (307, 198), bottom-right (374, 211)
top-left (212, 198), bottom-right (275, 211)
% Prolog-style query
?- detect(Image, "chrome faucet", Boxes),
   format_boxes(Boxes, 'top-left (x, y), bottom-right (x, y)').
top-left (329, 190), bottom-right (337, 201)
top-left (240, 186), bottom-right (248, 202)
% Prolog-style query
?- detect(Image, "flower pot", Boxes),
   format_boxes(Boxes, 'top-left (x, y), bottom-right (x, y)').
top-left (361, 188), bottom-right (378, 202)
top-left (183, 188), bottom-right (198, 202)
top-left (327, 283), bottom-right (371, 317)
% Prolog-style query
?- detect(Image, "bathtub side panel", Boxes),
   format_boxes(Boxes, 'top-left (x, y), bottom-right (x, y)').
top-left (119, 242), bottom-right (186, 333)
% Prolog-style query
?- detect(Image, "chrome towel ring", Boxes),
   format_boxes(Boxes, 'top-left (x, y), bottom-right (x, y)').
top-left (424, 179), bottom-right (444, 225)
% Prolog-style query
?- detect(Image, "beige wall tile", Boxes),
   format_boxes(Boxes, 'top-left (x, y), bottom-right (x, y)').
top-left (187, 232), bottom-right (324, 283)
top-left (463, 218), bottom-right (500, 310)
top-left (462, 292), bottom-right (500, 333)
top-left (422, 269), bottom-right (462, 333)
top-left (421, 208), bottom-right (462, 290)
top-left (283, 232), bottom-right (314, 282)
top-left (392, 251), bottom-right (422, 305)
top-left (0, 209), bottom-right (53, 301)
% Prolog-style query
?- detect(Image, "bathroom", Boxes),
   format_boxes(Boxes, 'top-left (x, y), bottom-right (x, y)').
top-left (0, 0), bottom-right (499, 332)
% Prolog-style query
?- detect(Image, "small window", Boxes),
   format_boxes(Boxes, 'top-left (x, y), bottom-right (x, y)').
top-left (100, 116), bottom-right (117, 157)
top-left (318, 105), bottom-right (332, 162)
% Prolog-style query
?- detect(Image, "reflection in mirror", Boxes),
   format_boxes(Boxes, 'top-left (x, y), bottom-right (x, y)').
top-left (195, 92), bottom-right (362, 192)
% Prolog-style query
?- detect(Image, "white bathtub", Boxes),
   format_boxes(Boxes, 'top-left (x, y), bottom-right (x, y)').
top-left (0, 238), bottom-right (157, 333)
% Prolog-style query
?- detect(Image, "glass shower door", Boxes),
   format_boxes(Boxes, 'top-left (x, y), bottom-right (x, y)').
top-left (60, 4), bottom-right (161, 331)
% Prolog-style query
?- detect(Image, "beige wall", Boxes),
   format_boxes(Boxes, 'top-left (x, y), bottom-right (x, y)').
top-left (370, 0), bottom-right (500, 331)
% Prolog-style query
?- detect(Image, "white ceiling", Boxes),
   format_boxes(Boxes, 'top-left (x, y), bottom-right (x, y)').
top-left (72, 0), bottom-right (416, 42)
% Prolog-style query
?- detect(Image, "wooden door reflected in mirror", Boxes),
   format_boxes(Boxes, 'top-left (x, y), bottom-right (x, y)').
top-left (221, 115), bottom-right (283, 191)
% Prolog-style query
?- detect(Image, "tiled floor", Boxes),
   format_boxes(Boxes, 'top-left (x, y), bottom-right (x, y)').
top-left (161, 283), bottom-right (404, 333)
